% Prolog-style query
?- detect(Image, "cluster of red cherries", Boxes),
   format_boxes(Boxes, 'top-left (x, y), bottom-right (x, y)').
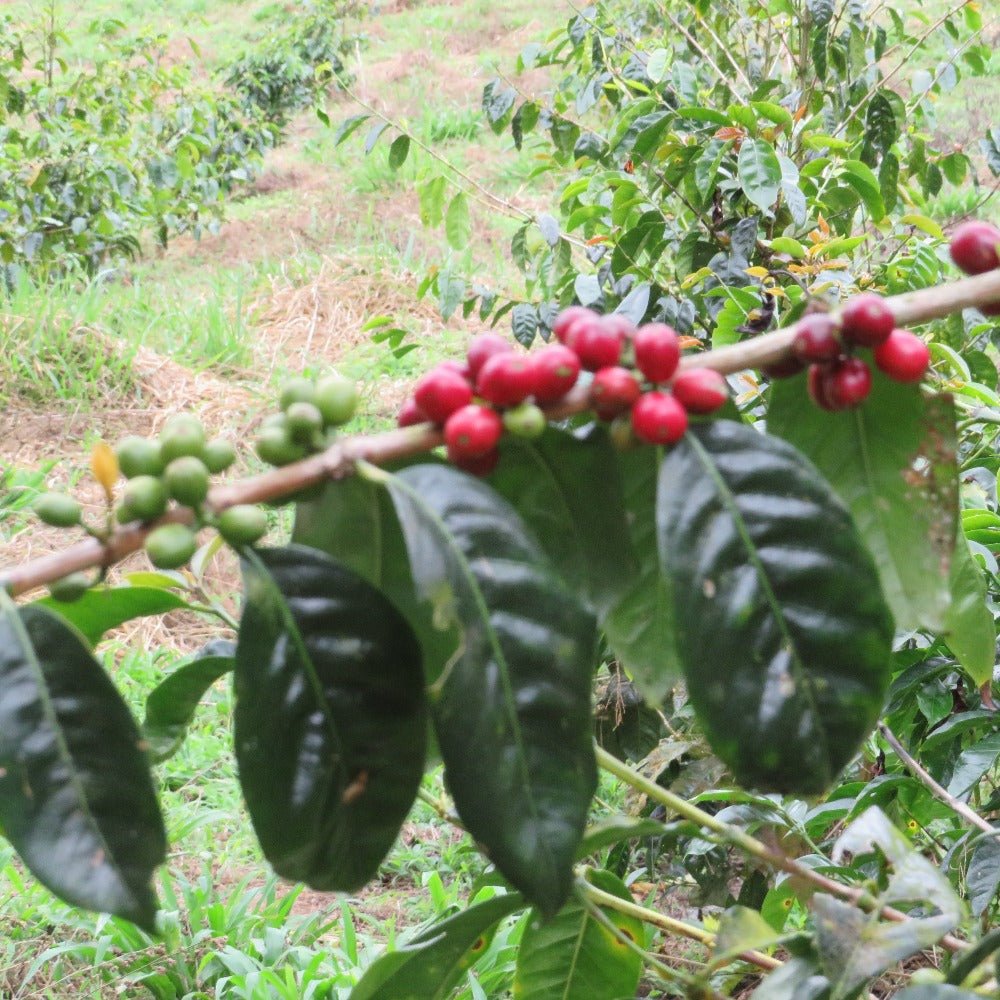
top-left (396, 310), bottom-right (729, 474)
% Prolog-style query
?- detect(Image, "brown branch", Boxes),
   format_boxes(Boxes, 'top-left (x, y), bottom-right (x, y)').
top-left (4, 268), bottom-right (1000, 598)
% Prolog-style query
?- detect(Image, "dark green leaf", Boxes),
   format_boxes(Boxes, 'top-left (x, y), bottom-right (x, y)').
top-left (537, 213), bottom-right (560, 247)
top-left (234, 546), bottom-right (426, 891)
top-left (576, 816), bottom-right (669, 859)
top-left (738, 139), bottom-right (782, 213)
top-left (351, 892), bottom-right (525, 1000)
top-left (488, 425), bottom-right (637, 617)
top-left (482, 79), bottom-right (516, 132)
top-left (768, 374), bottom-right (957, 632)
top-left (388, 134), bottom-right (410, 170)
top-left (511, 303), bottom-right (539, 346)
top-left (879, 153), bottom-right (899, 214)
top-left (375, 463), bottom-right (597, 915)
top-left (840, 160), bottom-right (886, 221)
top-left (943, 531), bottom-right (995, 686)
top-left (966, 836), bottom-right (1000, 917)
top-left (603, 446), bottom-right (681, 703)
top-left (897, 988), bottom-right (983, 1000)
top-left (946, 733), bottom-right (1000, 800)
top-left (0, 600), bottom-right (165, 929)
top-left (864, 92), bottom-right (898, 154)
top-left (333, 113), bottom-right (369, 145)
top-left (36, 586), bottom-right (192, 646)
top-left (364, 121), bottom-right (391, 155)
top-left (142, 653), bottom-right (234, 761)
top-left (659, 422), bottom-right (893, 794)
top-left (514, 870), bottom-right (643, 999)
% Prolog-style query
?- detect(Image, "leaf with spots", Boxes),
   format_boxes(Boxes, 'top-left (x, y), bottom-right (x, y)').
top-left (657, 421), bottom-right (893, 794)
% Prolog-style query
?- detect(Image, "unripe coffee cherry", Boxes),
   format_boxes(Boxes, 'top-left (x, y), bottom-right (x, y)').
top-left (503, 402), bottom-right (547, 439)
top-left (671, 368), bottom-right (728, 414)
top-left (34, 492), bottom-right (82, 528)
top-left (146, 524), bottom-right (198, 570)
top-left (633, 323), bottom-right (681, 383)
top-left (315, 374), bottom-right (358, 427)
top-left (950, 220), bottom-right (1000, 275)
top-left (531, 344), bottom-right (581, 403)
top-left (116, 436), bottom-right (163, 478)
top-left (840, 293), bottom-right (894, 347)
top-left (631, 391), bottom-right (688, 445)
top-left (476, 354), bottom-right (536, 407)
top-left (590, 366), bottom-right (642, 420)
top-left (279, 376), bottom-right (316, 410)
top-left (121, 476), bottom-right (168, 522)
top-left (873, 330), bottom-right (931, 383)
top-left (413, 365), bottom-right (474, 424)
top-left (160, 414), bottom-right (206, 464)
top-left (217, 505), bottom-right (268, 547)
top-left (202, 438), bottom-right (236, 474)
top-left (444, 404), bottom-right (503, 460)
top-left (164, 457), bottom-right (210, 507)
top-left (792, 314), bottom-right (841, 363)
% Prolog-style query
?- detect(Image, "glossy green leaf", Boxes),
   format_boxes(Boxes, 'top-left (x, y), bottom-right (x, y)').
top-left (293, 474), bottom-right (455, 686)
top-left (768, 373), bottom-right (957, 632)
top-left (737, 138), bottom-right (781, 212)
top-left (388, 133), bottom-right (410, 170)
top-left (445, 192), bottom-right (471, 251)
top-left (658, 421), bottom-right (893, 793)
top-left (713, 905), bottom-right (783, 968)
top-left (602, 446), bottom-right (681, 703)
top-left (0, 598), bottom-right (165, 929)
top-left (234, 545), bottom-right (426, 891)
top-left (840, 159), bottom-right (886, 220)
top-left (576, 816), bottom-right (670, 860)
top-left (943, 530), bottom-right (995, 685)
top-left (374, 463), bottom-right (597, 915)
top-left (488, 425), bottom-right (637, 616)
top-left (514, 869), bottom-right (643, 1000)
top-left (966, 836), bottom-right (1000, 917)
top-left (351, 892), bottom-right (525, 1000)
top-left (36, 586), bottom-right (192, 646)
top-left (142, 653), bottom-right (234, 761)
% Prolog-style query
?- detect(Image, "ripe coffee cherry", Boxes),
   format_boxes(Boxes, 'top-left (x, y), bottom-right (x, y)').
top-left (825, 357), bottom-right (873, 409)
top-left (452, 448), bottom-right (500, 477)
top-left (873, 330), bottom-right (931, 383)
top-left (671, 368), bottom-right (729, 414)
top-left (633, 323), bottom-right (681, 383)
top-left (950, 220), bottom-right (1000, 275)
top-left (466, 333), bottom-right (513, 381)
top-left (792, 314), bottom-right (841, 363)
top-left (573, 316), bottom-right (626, 371)
top-left (590, 366), bottom-right (642, 420)
top-left (631, 391), bottom-right (688, 445)
top-left (438, 359), bottom-right (473, 380)
top-left (553, 306), bottom-right (598, 345)
top-left (807, 364), bottom-right (838, 412)
top-left (397, 398), bottom-right (427, 427)
top-left (413, 365), bottom-right (474, 424)
top-left (531, 344), bottom-right (581, 403)
top-left (762, 355), bottom-right (807, 379)
top-left (503, 402), bottom-right (547, 439)
top-left (477, 353), bottom-right (536, 407)
top-left (840, 293), bottom-right (894, 347)
top-left (445, 405), bottom-right (503, 461)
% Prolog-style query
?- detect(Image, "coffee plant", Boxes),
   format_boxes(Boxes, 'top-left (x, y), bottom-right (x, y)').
top-left (0, 18), bottom-right (276, 282)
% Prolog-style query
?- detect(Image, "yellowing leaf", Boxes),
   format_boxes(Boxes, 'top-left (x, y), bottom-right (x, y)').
top-left (745, 266), bottom-right (770, 278)
top-left (91, 442), bottom-right (119, 495)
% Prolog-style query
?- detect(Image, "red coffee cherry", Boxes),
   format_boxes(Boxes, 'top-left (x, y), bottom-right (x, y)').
top-left (397, 398), bottom-right (427, 427)
top-left (792, 313), bottom-right (841, 363)
top-left (413, 366), bottom-right (474, 424)
top-left (633, 323), bottom-right (681, 383)
top-left (590, 366), bottom-right (642, 421)
top-left (950, 220), bottom-right (1000, 275)
top-left (438, 359), bottom-right (472, 381)
top-left (573, 315), bottom-right (626, 371)
top-left (807, 364), bottom-right (838, 411)
top-left (671, 368), bottom-right (729, 414)
top-left (763, 355), bottom-right (807, 379)
top-left (477, 353), bottom-right (537, 407)
top-left (466, 333), bottom-right (513, 382)
top-left (531, 343), bottom-right (581, 403)
top-left (873, 330), bottom-right (931, 383)
top-left (452, 447), bottom-right (500, 477)
top-left (553, 306), bottom-right (598, 345)
top-left (840, 293), bottom-right (894, 347)
top-left (444, 404), bottom-right (504, 461)
top-left (631, 391), bottom-right (688, 445)
top-left (825, 357), bottom-right (873, 409)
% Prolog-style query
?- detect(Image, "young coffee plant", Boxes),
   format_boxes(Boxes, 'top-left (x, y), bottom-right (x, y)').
top-left (4, 227), bottom-right (1000, 995)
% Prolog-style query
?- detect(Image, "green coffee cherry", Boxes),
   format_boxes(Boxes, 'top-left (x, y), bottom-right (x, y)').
top-left (34, 492), bottom-right (82, 528)
top-left (164, 457), bottom-right (210, 507)
top-left (503, 402), bottom-right (546, 440)
top-left (203, 438), bottom-right (237, 474)
top-left (121, 475), bottom-right (168, 522)
top-left (49, 572), bottom-right (91, 603)
top-left (217, 505), bottom-right (268, 547)
top-left (160, 414), bottom-right (206, 464)
top-left (285, 401), bottom-right (324, 444)
top-left (116, 436), bottom-right (164, 478)
top-left (315, 373), bottom-right (358, 427)
top-left (280, 377), bottom-right (317, 411)
top-left (146, 523), bottom-right (197, 570)
top-left (255, 424), bottom-right (307, 467)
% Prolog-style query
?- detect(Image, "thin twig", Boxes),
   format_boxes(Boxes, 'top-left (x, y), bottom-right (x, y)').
top-left (878, 722), bottom-right (996, 836)
top-left (4, 268), bottom-right (1000, 598)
